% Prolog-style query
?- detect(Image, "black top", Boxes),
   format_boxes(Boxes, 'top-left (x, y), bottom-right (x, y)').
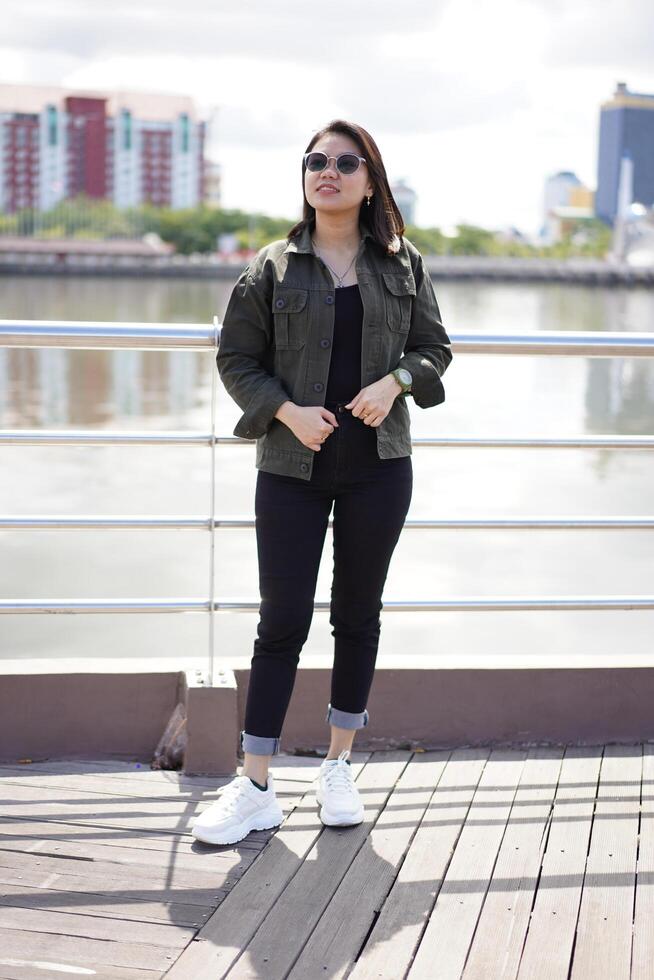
top-left (324, 284), bottom-right (363, 404)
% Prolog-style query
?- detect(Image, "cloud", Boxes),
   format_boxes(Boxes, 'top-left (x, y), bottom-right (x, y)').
top-left (536, 0), bottom-right (654, 70)
top-left (332, 71), bottom-right (532, 136)
top-left (215, 104), bottom-right (309, 149)
top-left (1, 0), bottom-right (653, 234)
top-left (1, 0), bottom-right (442, 63)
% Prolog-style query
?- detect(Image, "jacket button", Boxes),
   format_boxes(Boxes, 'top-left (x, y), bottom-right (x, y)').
top-left (325, 294), bottom-right (334, 304)
top-left (300, 462), bottom-right (309, 472)
top-left (275, 298), bottom-right (285, 309)
top-left (320, 338), bottom-right (330, 348)
top-left (313, 382), bottom-right (324, 392)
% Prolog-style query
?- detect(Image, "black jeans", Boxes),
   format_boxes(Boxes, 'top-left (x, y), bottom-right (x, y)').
top-left (241, 400), bottom-right (413, 755)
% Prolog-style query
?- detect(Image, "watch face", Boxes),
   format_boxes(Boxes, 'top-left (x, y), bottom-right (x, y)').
top-left (398, 369), bottom-right (412, 385)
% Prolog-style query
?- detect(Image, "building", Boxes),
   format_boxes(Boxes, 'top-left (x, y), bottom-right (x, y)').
top-left (596, 81), bottom-right (654, 226)
top-left (0, 83), bottom-right (208, 214)
top-left (203, 159), bottom-right (223, 209)
top-left (390, 178), bottom-right (416, 226)
top-left (540, 171), bottom-right (594, 244)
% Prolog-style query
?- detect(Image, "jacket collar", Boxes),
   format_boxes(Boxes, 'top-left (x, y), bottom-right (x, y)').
top-left (284, 218), bottom-right (375, 255)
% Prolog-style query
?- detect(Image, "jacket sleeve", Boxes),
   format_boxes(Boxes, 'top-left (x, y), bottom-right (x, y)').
top-left (396, 247), bottom-right (453, 408)
top-left (216, 256), bottom-right (293, 440)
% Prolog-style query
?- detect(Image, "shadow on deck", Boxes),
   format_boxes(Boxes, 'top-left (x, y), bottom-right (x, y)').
top-left (0, 744), bottom-right (651, 979)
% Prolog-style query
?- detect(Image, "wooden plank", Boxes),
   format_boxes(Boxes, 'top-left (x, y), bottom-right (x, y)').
top-left (0, 927), bottom-right (173, 973)
top-left (0, 767), bottom-right (310, 866)
top-left (0, 758), bottom-right (233, 787)
top-left (0, 768), bottom-right (315, 956)
top-left (0, 782), bottom-right (227, 836)
top-left (2, 754), bottom-right (324, 774)
top-left (0, 848), bottom-right (225, 907)
top-left (461, 748), bottom-right (564, 979)
top-left (0, 754), bottom-right (331, 980)
top-left (0, 877), bottom-right (212, 928)
top-left (514, 746), bottom-right (602, 980)
top-left (287, 750), bottom-right (451, 979)
top-left (0, 904), bottom-right (193, 947)
top-left (0, 756), bottom-right (322, 800)
top-left (2, 747), bottom-right (641, 980)
top-left (407, 748), bottom-right (528, 980)
top-left (568, 744), bottom-right (641, 980)
top-left (0, 950), bottom-right (162, 980)
top-left (164, 752), bottom-right (370, 980)
top-left (0, 831), bottom-right (247, 880)
top-left (0, 753), bottom-right (367, 980)
top-left (0, 817), bottom-right (265, 863)
top-left (0, 774), bottom-right (308, 835)
top-left (0, 768), bottom-right (235, 803)
top-left (632, 744), bottom-right (654, 979)
top-left (350, 748), bottom-right (490, 980)
top-left (162, 751), bottom-right (386, 979)
top-left (1, 759), bottom-right (151, 774)
top-left (225, 751), bottom-right (410, 980)
top-left (1, 755), bottom-right (324, 781)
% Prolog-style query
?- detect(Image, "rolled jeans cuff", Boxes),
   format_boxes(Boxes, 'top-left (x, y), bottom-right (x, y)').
top-left (240, 730), bottom-right (281, 756)
top-left (325, 702), bottom-right (369, 730)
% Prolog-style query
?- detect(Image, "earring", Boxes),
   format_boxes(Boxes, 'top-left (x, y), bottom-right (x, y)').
top-left (366, 195), bottom-right (372, 207)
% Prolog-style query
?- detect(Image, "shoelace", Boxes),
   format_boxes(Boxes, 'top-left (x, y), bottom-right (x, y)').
top-left (321, 750), bottom-right (357, 796)
top-left (211, 776), bottom-right (254, 815)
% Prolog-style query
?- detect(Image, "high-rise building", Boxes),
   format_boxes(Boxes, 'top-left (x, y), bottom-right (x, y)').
top-left (596, 81), bottom-right (654, 226)
top-left (0, 83), bottom-right (208, 214)
top-left (204, 160), bottom-right (223, 209)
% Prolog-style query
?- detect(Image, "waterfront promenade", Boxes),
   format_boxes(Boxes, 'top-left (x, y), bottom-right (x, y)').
top-left (1, 301), bottom-right (653, 979)
top-left (0, 742), bottom-right (651, 979)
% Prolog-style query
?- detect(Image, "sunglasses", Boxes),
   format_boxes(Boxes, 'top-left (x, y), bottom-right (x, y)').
top-left (303, 151), bottom-right (367, 175)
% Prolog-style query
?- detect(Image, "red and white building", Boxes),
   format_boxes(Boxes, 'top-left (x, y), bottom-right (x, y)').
top-left (0, 83), bottom-right (208, 213)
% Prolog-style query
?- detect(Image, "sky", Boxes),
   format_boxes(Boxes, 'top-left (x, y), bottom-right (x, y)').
top-left (2, 0), bottom-right (654, 238)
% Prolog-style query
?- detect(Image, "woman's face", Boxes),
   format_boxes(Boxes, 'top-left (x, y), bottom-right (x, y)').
top-left (304, 132), bottom-right (374, 219)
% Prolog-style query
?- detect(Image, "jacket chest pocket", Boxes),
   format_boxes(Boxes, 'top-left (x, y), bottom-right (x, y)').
top-left (272, 287), bottom-right (308, 350)
top-left (382, 272), bottom-right (416, 333)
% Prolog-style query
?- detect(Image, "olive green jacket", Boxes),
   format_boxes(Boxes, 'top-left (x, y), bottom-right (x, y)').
top-left (216, 220), bottom-right (453, 481)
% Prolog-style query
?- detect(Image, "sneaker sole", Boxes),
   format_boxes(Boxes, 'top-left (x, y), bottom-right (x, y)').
top-left (191, 804), bottom-right (284, 846)
top-left (318, 803), bottom-right (365, 827)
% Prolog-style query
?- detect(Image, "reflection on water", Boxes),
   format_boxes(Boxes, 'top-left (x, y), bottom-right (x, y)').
top-left (1, 274), bottom-right (653, 667)
top-left (0, 348), bottom-right (203, 428)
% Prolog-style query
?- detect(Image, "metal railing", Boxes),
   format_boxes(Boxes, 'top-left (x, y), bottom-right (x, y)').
top-left (1, 320), bottom-right (653, 684)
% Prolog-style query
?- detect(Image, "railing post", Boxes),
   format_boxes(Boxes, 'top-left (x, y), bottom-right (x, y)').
top-left (208, 315), bottom-right (220, 687)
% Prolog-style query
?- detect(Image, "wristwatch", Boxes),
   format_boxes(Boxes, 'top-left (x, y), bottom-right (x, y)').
top-left (391, 367), bottom-right (412, 394)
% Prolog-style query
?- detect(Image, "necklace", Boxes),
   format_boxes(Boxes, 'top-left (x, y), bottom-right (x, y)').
top-left (311, 237), bottom-right (358, 288)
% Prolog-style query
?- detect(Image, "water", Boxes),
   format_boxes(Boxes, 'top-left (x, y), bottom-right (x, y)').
top-left (1, 274), bottom-right (653, 673)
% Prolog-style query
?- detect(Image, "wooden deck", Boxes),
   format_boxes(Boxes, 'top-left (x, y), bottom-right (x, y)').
top-left (0, 743), bottom-right (652, 979)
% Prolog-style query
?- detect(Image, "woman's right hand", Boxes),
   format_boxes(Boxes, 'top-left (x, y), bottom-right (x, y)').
top-left (276, 403), bottom-right (339, 452)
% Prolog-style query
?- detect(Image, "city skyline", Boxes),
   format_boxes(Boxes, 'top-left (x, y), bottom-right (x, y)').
top-left (0, 83), bottom-right (206, 213)
top-left (1, 0), bottom-right (653, 236)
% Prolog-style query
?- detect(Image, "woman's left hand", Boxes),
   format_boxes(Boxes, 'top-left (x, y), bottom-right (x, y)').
top-left (345, 374), bottom-right (403, 426)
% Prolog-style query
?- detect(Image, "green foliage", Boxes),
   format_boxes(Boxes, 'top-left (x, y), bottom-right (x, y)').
top-left (0, 196), bottom-right (613, 259)
top-left (536, 218), bottom-right (613, 258)
top-left (404, 219), bottom-right (612, 259)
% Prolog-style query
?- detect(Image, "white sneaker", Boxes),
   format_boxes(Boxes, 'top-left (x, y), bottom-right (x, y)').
top-left (191, 773), bottom-right (284, 845)
top-left (316, 749), bottom-right (365, 827)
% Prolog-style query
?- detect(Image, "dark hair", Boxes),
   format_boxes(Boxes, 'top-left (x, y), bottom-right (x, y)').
top-left (287, 119), bottom-right (405, 255)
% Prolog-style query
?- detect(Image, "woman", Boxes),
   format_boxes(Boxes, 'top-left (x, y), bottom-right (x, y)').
top-left (191, 120), bottom-right (453, 846)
